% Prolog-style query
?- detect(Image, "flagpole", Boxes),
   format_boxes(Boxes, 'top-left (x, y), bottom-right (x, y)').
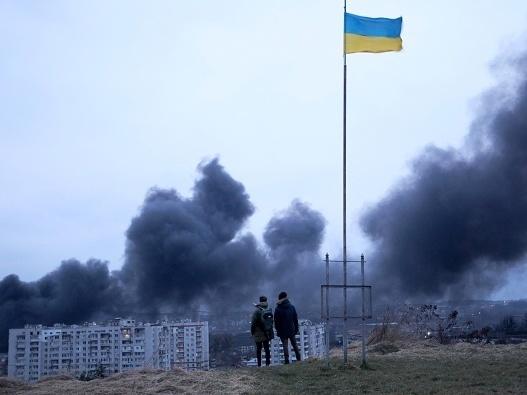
top-left (342, 0), bottom-right (348, 364)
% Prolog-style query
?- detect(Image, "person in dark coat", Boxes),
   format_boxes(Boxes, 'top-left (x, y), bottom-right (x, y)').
top-left (251, 296), bottom-right (273, 367)
top-left (274, 291), bottom-right (301, 364)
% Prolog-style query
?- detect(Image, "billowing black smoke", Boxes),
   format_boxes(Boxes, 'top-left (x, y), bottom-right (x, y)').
top-left (361, 54), bottom-right (527, 301)
top-left (121, 158), bottom-right (268, 309)
top-left (0, 259), bottom-right (122, 351)
top-left (0, 159), bottom-right (325, 351)
top-left (264, 200), bottom-right (326, 304)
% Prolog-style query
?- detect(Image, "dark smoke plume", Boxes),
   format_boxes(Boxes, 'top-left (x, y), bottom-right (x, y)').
top-left (264, 200), bottom-right (326, 303)
top-left (121, 158), bottom-right (268, 309)
top-left (0, 159), bottom-right (326, 351)
top-left (0, 259), bottom-right (121, 351)
top-left (361, 54), bottom-right (527, 301)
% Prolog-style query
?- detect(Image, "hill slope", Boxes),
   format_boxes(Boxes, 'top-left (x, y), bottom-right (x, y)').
top-left (1, 342), bottom-right (526, 394)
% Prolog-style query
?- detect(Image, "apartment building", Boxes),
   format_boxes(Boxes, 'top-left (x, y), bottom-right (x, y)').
top-left (246, 320), bottom-right (326, 366)
top-left (8, 319), bottom-right (209, 382)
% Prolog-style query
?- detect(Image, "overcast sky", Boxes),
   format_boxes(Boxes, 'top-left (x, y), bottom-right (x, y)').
top-left (1, 0), bottom-right (527, 299)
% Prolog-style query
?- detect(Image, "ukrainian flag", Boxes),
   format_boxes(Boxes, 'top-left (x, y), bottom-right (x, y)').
top-left (345, 13), bottom-right (403, 54)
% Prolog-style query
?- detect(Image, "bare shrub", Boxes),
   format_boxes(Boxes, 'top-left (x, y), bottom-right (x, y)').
top-left (368, 306), bottom-right (403, 345)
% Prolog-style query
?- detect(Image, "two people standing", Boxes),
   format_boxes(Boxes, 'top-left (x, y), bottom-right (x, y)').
top-left (250, 291), bottom-right (301, 366)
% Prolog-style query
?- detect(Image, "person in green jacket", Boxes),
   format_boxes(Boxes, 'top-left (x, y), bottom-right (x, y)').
top-left (251, 296), bottom-right (274, 367)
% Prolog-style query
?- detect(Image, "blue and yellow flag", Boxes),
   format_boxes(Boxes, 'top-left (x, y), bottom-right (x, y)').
top-left (345, 13), bottom-right (402, 54)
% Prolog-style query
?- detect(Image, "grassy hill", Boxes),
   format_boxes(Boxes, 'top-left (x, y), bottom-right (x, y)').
top-left (1, 341), bottom-right (526, 394)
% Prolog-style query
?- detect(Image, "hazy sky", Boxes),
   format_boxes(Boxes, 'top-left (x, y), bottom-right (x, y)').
top-left (1, 0), bottom-right (527, 299)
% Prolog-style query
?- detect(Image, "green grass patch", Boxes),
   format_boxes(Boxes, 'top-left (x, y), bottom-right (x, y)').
top-left (247, 342), bottom-right (527, 394)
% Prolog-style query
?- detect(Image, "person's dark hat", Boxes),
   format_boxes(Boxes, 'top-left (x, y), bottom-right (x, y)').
top-left (278, 291), bottom-right (287, 300)
top-left (259, 296), bottom-right (267, 303)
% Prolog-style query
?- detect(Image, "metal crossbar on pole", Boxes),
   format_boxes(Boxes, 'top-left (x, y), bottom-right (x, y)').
top-left (321, 253), bottom-right (372, 366)
top-left (321, 285), bottom-right (373, 320)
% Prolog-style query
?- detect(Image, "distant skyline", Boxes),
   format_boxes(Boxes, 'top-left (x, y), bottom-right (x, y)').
top-left (1, 0), bottom-right (527, 300)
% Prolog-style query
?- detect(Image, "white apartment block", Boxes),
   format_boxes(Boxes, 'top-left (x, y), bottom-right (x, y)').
top-left (247, 320), bottom-right (326, 366)
top-left (8, 319), bottom-right (209, 382)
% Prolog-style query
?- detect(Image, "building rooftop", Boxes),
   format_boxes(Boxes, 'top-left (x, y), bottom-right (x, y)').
top-left (17, 318), bottom-right (206, 331)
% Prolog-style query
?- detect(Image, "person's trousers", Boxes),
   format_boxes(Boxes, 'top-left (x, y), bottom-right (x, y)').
top-left (256, 340), bottom-right (270, 366)
top-left (280, 336), bottom-right (301, 364)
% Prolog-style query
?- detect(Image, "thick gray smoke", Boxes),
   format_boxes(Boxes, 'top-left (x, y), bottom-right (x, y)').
top-left (0, 159), bottom-right (325, 351)
top-left (361, 54), bottom-right (527, 301)
top-left (0, 259), bottom-right (122, 351)
top-left (121, 158), bottom-right (268, 309)
top-left (264, 200), bottom-right (326, 304)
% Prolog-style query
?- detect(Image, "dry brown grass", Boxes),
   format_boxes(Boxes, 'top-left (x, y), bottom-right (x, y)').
top-left (0, 368), bottom-right (256, 395)
top-left (2, 341), bottom-right (526, 394)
